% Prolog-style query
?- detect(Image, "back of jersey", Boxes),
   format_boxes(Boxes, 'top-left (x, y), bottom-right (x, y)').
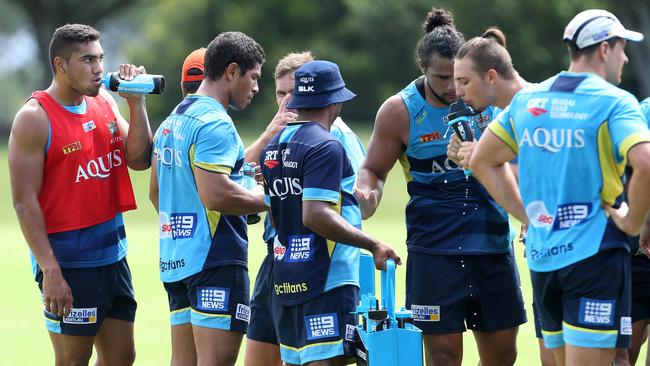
top-left (491, 71), bottom-right (650, 271)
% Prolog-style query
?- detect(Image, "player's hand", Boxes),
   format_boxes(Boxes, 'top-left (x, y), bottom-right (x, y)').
top-left (354, 187), bottom-right (379, 220)
top-left (247, 162), bottom-right (263, 185)
top-left (370, 242), bottom-right (401, 270)
top-left (265, 94), bottom-right (297, 137)
top-left (117, 64), bottom-right (147, 102)
top-left (457, 140), bottom-right (476, 168)
top-left (519, 223), bottom-right (528, 244)
top-left (604, 202), bottom-right (640, 236)
top-left (640, 219), bottom-right (650, 259)
top-left (447, 134), bottom-right (462, 165)
top-left (42, 269), bottom-right (73, 318)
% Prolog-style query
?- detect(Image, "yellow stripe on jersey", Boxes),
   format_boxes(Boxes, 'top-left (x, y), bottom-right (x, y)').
top-left (488, 120), bottom-right (519, 154)
top-left (619, 130), bottom-right (650, 164)
top-left (398, 153), bottom-right (413, 183)
top-left (598, 121), bottom-right (625, 205)
top-left (327, 198), bottom-right (342, 257)
top-left (188, 144), bottom-right (223, 238)
top-left (194, 162), bottom-right (232, 174)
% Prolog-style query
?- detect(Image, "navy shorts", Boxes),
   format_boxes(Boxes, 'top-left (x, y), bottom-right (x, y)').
top-left (405, 250), bottom-right (526, 334)
top-left (273, 285), bottom-right (359, 365)
top-left (531, 248), bottom-right (631, 349)
top-left (631, 254), bottom-right (650, 322)
top-left (164, 265), bottom-right (250, 333)
top-left (247, 253), bottom-right (277, 344)
top-left (37, 258), bottom-right (137, 336)
top-left (533, 302), bottom-right (543, 339)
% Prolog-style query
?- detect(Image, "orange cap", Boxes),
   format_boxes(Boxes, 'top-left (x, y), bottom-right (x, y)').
top-left (181, 48), bottom-right (206, 83)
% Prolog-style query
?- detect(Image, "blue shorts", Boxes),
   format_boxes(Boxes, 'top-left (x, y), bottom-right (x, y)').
top-left (273, 285), bottom-right (359, 365)
top-left (631, 254), bottom-right (650, 322)
top-left (247, 253), bottom-right (277, 344)
top-left (164, 265), bottom-right (250, 333)
top-left (531, 248), bottom-right (631, 349)
top-left (405, 250), bottom-right (526, 334)
top-left (37, 258), bottom-right (137, 336)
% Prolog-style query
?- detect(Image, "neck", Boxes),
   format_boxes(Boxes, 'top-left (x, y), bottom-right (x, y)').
top-left (424, 77), bottom-right (451, 108)
top-left (495, 74), bottom-right (528, 109)
top-left (196, 78), bottom-right (230, 107)
top-left (46, 78), bottom-right (85, 106)
top-left (568, 58), bottom-right (606, 79)
top-left (297, 109), bottom-right (334, 131)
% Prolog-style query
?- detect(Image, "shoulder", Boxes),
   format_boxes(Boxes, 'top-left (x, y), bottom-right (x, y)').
top-left (11, 98), bottom-right (49, 147)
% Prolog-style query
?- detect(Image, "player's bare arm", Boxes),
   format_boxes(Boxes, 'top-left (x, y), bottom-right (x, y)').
top-left (355, 95), bottom-right (409, 219)
top-left (194, 168), bottom-right (266, 215)
top-left (244, 94), bottom-right (296, 163)
top-left (470, 129), bottom-right (527, 224)
top-left (149, 154), bottom-right (159, 212)
top-left (103, 63), bottom-right (153, 171)
top-left (302, 200), bottom-right (401, 270)
top-left (9, 100), bottom-right (73, 318)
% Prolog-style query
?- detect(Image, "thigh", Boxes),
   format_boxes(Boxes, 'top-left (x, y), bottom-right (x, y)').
top-left (48, 332), bottom-right (95, 365)
top-left (170, 323), bottom-right (197, 366)
top-left (561, 249), bottom-right (631, 349)
top-left (94, 317), bottom-right (135, 366)
top-left (473, 327), bottom-right (519, 366)
top-left (245, 339), bottom-right (282, 366)
top-left (469, 251), bottom-right (527, 333)
top-left (275, 285), bottom-right (358, 366)
top-left (405, 252), bottom-right (469, 334)
top-left (531, 268), bottom-right (565, 349)
top-left (193, 326), bottom-right (244, 366)
top-left (188, 265), bottom-right (251, 333)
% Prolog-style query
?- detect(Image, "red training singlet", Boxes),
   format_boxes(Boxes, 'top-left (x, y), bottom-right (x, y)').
top-left (32, 91), bottom-right (137, 233)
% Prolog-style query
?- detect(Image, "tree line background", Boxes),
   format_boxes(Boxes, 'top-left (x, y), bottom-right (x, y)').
top-left (0, 0), bottom-right (648, 138)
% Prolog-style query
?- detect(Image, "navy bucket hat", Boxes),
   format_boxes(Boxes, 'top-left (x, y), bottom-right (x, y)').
top-left (286, 60), bottom-right (356, 109)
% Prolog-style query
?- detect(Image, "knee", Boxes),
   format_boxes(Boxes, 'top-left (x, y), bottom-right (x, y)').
top-left (427, 348), bottom-right (462, 366)
top-left (96, 348), bottom-right (136, 366)
top-left (483, 347), bottom-right (517, 366)
top-left (56, 353), bottom-right (92, 366)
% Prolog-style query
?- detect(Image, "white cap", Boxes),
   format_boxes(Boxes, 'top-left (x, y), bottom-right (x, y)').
top-left (563, 9), bottom-right (644, 50)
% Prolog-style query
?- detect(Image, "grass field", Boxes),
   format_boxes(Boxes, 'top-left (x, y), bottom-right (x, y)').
top-left (0, 131), bottom-right (644, 365)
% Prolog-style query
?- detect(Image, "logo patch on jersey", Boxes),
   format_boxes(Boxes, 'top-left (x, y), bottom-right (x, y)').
top-left (553, 203), bottom-right (591, 230)
top-left (415, 110), bottom-right (428, 124)
top-left (264, 160), bottom-right (280, 169)
top-left (579, 298), bottom-right (615, 326)
top-left (305, 313), bottom-right (339, 340)
top-left (235, 303), bottom-right (250, 323)
top-left (281, 148), bottom-right (298, 168)
top-left (520, 127), bottom-right (585, 153)
top-left (473, 113), bottom-right (491, 132)
top-left (63, 307), bottom-right (97, 324)
top-left (621, 316), bottom-right (632, 335)
top-left (410, 305), bottom-right (440, 321)
top-left (74, 150), bottom-right (123, 182)
top-left (82, 120), bottom-right (96, 132)
top-left (345, 324), bottom-right (357, 341)
top-left (62, 141), bottom-right (82, 155)
top-left (106, 120), bottom-right (119, 137)
top-left (197, 287), bottom-right (229, 312)
top-left (527, 98), bottom-right (548, 116)
top-left (550, 98), bottom-right (589, 120)
top-left (273, 236), bottom-right (286, 260)
top-left (526, 201), bottom-right (554, 229)
top-left (162, 128), bottom-right (171, 136)
top-left (268, 177), bottom-right (303, 200)
top-left (160, 212), bottom-right (197, 239)
top-left (286, 235), bottom-right (315, 262)
top-left (419, 132), bottom-right (441, 143)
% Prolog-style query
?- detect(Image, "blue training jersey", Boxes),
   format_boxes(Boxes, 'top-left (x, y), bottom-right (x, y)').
top-left (398, 77), bottom-right (510, 254)
top-left (154, 94), bottom-right (248, 282)
top-left (261, 121), bottom-right (357, 306)
top-left (490, 71), bottom-right (650, 272)
top-left (261, 118), bottom-right (366, 288)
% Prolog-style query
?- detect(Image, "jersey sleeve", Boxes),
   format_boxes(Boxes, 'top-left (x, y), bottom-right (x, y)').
top-left (193, 120), bottom-right (240, 174)
top-left (608, 95), bottom-right (650, 164)
top-left (487, 104), bottom-right (519, 154)
top-left (640, 98), bottom-right (650, 127)
top-left (302, 139), bottom-right (345, 204)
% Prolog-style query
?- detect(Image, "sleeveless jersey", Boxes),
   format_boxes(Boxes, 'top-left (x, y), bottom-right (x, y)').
top-left (489, 72), bottom-right (650, 272)
top-left (32, 91), bottom-right (136, 233)
top-left (261, 121), bottom-right (356, 305)
top-left (398, 78), bottom-right (510, 254)
top-left (154, 94), bottom-right (248, 282)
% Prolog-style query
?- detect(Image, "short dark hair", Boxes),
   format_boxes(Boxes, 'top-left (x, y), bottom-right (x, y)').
top-left (204, 31), bottom-right (265, 81)
top-left (566, 37), bottom-right (620, 61)
top-left (49, 24), bottom-right (100, 75)
top-left (415, 7), bottom-right (464, 69)
top-left (456, 27), bottom-right (516, 79)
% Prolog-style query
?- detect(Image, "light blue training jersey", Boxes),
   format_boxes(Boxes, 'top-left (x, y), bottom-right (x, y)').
top-left (154, 94), bottom-right (249, 282)
top-left (490, 72), bottom-right (650, 272)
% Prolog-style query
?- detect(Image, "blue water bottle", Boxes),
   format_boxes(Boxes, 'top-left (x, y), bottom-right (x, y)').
top-left (102, 72), bottom-right (165, 94)
top-left (242, 162), bottom-right (261, 225)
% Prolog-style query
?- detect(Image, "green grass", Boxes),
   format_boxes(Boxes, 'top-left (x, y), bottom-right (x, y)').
top-left (1, 132), bottom-right (643, 365)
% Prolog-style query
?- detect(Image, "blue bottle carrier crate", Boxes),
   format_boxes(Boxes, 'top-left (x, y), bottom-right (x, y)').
top-left (354, 255), bottom-right (423, 366)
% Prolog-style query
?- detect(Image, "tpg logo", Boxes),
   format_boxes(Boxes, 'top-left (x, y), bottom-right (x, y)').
top-left (520, 127), bottom-right (585, 153)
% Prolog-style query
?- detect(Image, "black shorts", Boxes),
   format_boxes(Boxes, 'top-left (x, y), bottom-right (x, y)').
top-left (405, 250), bottom-right (527, 334)
top-left (631, 254), bottom-right (650, 322)
top-left (164, 265), bottom-right (250, 333)
top-left (531, 248), bottom-right (631, 349)
top-left (37, 258), bottom-right (137, 336)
